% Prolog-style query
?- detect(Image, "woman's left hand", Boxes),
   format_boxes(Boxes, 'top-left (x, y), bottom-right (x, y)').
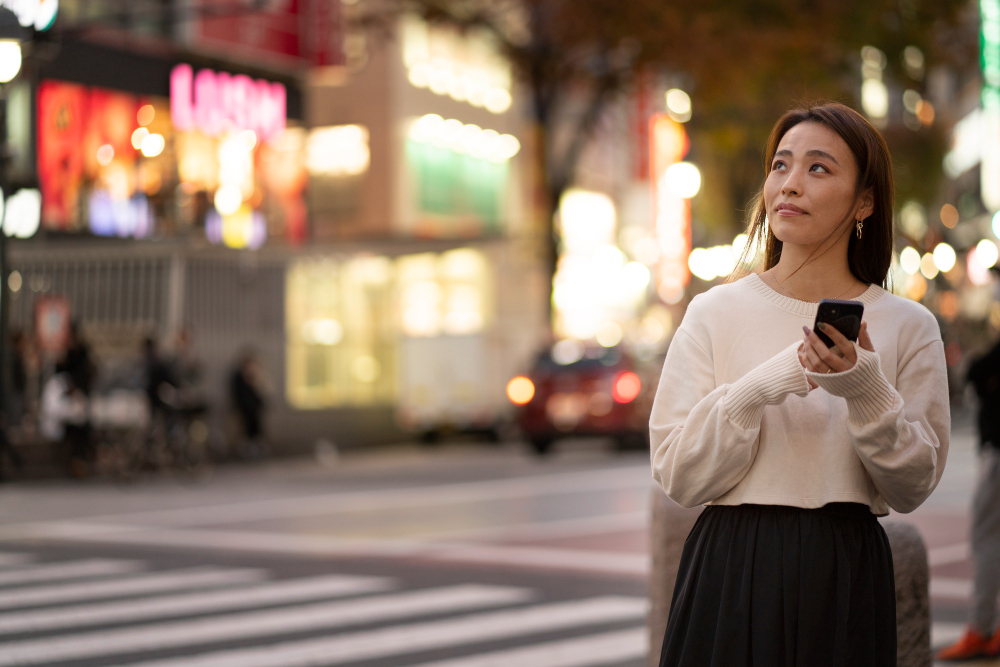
top-left (798, 321), bottom-right (875, 389)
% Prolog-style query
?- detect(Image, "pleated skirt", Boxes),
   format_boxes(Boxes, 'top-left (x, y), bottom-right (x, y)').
top-left (659, 503), bottom-right (896, 667)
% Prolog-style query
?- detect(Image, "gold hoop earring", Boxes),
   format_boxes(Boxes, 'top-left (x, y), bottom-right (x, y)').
top-left (856, 219), bottom-right (863, 239)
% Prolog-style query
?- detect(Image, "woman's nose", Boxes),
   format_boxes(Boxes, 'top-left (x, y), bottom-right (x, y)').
top-left (781, 170), bottom-right (802, 196)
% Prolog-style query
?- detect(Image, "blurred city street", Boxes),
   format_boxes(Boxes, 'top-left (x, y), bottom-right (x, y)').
top-left (0, 439), bottom-right (651, 666)
top-left (0, 416), bottom-right (983, 666)
top-left (0, 1), bottom-right (990, 662)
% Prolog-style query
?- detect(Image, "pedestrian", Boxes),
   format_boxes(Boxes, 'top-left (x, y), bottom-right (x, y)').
top-left (63, 322), bottom-right (95, 397)
top-left (229, 350), bottom-right (267, 459)
top-left (39, 361), bottom-right (89, 477)
top-left (650, 101), bottom-right (950, 666)
top-left (142, 337), bottom-right (176, 416)
top-left (9, 330), bottom-right (28, 428)
top-left (937, 335), bottom-right (1000, 660)
top-left (52, 324), bottom-right (97, 476)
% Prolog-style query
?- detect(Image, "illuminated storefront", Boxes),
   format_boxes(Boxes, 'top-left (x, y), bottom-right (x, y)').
top-left (35, 62), bottom-right (306, 248)
top-left (285, 247), bottom-right (492, 410)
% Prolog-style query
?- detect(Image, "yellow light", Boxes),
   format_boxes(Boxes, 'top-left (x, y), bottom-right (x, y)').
top-left (214, 185), bottom-right (242, 216)
top-left (899, 246), bottom-right (921, 274)
top-left (137, 104), bottom-right (155, 127)
top-left (408, 63), bottom-right (431, 88)
top-left (140, 133), bottom-right (165, 157)
top-left (439, 118), bottom-right (463, 145)
top-left (665, 89), bottom-right (691, 122)
top-left (506, 376), bottom-right (535, 405)
top-left (861, 79), bottom-right (888, 119)
top-left (7, 270), bottom-right (20, 293)
top-left (411, 116), bottom-right (518, 162)
top-left (302, 318), bottom-right (344, 345)
top-left (411, 114), bottom-right (444, 141)
top-left (0, 41), bottom-right (21, 84)
top-left (977, 238), bottom-right (1000, 268)
top-left (238, 129), bottom-right (257, 151)
top-left (919, 252), bottom-right (939, 279)
top-left (688, 247), bottom-right (716, 281)
top-left (558, 189), bottom-right (616, 254)
top-left (932, 242), bottom-right (957, 272)
top-left (306, 125), bottom-right (370, 176)
top-left (131, 127), bottom-right (149, 150)
top-left (428, 64), bottom-right (453, 95)
top-left (664, 162), bottom-right (701, 199)
top-left (351, 355), bottom-right (381, 383)
top-left (622, 262), bottom-right (651, 291)
top-left (596, 321), bottom-right (623, 347)
top-left (484, 88), bottom-right (512, 113)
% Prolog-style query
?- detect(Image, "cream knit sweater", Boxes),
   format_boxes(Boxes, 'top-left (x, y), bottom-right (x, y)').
top-left (649, 272), bottom-right (950, 515)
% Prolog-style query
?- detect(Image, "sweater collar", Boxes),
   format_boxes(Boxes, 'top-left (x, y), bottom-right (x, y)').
top-left (745, 272), bottom-right (885, 317)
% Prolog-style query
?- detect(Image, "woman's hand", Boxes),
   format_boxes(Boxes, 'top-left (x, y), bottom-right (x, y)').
top-left (798, 321), bottom-right (875, 390)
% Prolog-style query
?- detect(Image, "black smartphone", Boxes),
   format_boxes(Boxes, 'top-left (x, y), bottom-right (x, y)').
top-left (813, 299), bottom-right (864, 348)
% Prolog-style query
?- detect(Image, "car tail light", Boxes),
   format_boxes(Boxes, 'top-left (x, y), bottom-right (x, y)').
top-left (612, 371), bottom-right (641, 403)
top-left (507, 376), bottom-right (535, 405)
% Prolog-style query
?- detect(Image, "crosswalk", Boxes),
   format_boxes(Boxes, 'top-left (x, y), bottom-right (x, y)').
top-left (0, 551), bottom-right (648, 667)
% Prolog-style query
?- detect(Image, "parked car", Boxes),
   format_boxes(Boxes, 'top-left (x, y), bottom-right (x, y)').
top-left (507, 342), bottom-right (655, 455)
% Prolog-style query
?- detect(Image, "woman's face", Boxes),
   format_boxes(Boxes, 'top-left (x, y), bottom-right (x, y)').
top-left (763, 121), bottom-right (871, 248)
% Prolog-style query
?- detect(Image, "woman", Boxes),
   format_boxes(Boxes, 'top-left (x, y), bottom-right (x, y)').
top-left (650, 101), bottom-right (949, 666)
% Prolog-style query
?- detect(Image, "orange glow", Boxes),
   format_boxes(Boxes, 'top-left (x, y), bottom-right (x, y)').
top-left (137, 104), bottom-right (155, 127)
top-left (507, 376), bottom-right (535, 405)
top-left (613, 371), bottom-right (641, 403)
top-left (940, 203), bottom-right (959, 229)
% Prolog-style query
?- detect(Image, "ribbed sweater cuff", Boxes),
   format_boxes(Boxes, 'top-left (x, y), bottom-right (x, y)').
top-left (725, 341), bottom-right (811, 429)
top-left (806, 346), bottom-right (896, 425)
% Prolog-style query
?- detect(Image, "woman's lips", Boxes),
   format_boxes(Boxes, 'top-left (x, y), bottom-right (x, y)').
top-left (776, 205), bottom-right (805, 216)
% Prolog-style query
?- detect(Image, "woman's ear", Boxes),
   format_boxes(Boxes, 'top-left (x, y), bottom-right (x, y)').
top-left (856, 189), bottom-right (875, 221)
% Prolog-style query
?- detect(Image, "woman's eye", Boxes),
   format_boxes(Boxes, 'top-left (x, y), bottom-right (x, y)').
top-left (771, 161), bottom-right (785, 171)
top-left (810, 163), bottom-right (828, 173)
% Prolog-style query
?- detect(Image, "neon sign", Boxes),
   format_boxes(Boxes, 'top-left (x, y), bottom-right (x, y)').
top-left (170, 64), bottom-right (286, 142)
top-left (650, 114), bottom-right (691, 304)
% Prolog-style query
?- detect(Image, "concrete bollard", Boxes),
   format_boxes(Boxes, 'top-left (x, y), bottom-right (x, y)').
top-left (647, 490), bottom-right (931, 667)
top-left (647, 487), bottom-right (703, 667)
top-left (882, 521), bottom-right (931, 667)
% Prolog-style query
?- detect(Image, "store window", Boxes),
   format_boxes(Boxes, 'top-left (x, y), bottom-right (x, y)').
top-left (285, 248), bottom-right (492, 409)
top-left (286, 256), bottom-right (396, 409)
top-left (404, 115), bottom-right (519, 236)
top-left (36, 74), bottom-right (305, 246)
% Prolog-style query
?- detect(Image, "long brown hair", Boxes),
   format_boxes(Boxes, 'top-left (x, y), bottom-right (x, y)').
top-left (738, 101), bottom-right (894, 288)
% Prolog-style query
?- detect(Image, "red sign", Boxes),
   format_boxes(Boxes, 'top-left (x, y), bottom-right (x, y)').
top-left (650, 114), bottom-right (691, 301)
top-left (192, 0), bottom-right (343, 69)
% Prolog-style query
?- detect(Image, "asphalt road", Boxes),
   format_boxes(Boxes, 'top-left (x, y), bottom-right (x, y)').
top-left (0, 422), bottom-right (988, 667)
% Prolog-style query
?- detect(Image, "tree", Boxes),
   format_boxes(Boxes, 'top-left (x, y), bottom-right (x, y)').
top-left (360, 0), bottom-right (975, 300)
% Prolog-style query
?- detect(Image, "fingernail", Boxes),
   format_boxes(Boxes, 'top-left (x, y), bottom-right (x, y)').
top-left (817, 322), bottom-right (826, 330)
top-left (802, 326), bottom-right (810, 336)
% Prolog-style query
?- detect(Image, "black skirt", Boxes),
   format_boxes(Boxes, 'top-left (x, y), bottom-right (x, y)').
top-left (659, 503), bottom-right (896, 667)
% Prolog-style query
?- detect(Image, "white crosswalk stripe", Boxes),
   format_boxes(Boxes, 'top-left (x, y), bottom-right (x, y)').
top-left (111, 596), bottom-right (648, 667)
top-left (0, 559), bottom-right (144, 587)
top-left (0, 552), bottom-right (647, 667)
top-left (0, 566), bottom-right (266, 610)
top-left (0, 584), bottom-right (534, 665)
top-left (0, 573), bottom-right (394, 634)
top-left (404, 627), bottom-right (648, 667)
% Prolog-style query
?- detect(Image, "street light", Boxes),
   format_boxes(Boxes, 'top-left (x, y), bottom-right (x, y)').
top-left (0, 40), bottom-right (20, 83)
